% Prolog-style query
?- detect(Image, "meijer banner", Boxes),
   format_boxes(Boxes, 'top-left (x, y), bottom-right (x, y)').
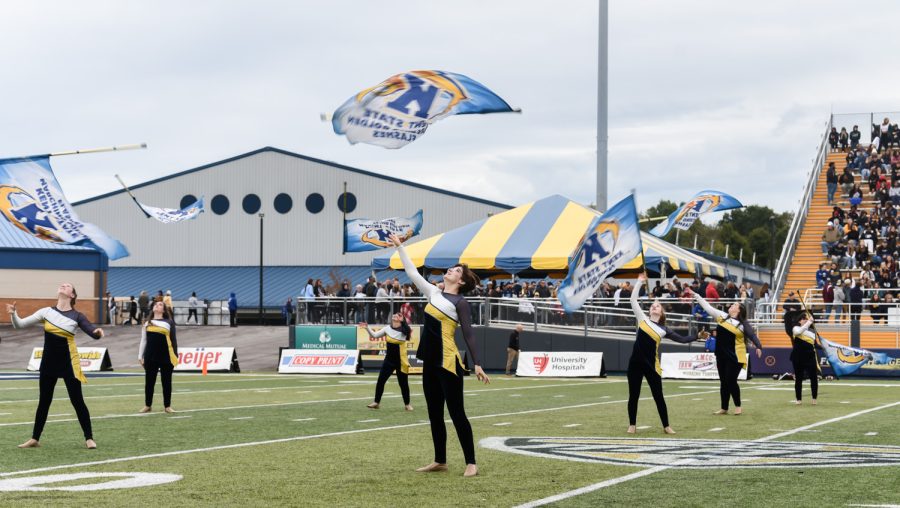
top-left (661, 352), bottom-right (747, 380)
top-left (516, 352), bottom-right (604, 377)
top-left (174, 347), bottom-right (238, 372)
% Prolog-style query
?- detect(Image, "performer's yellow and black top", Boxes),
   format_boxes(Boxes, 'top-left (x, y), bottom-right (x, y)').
top-left (694, 295), bottom-right (761, 367)
top-left (366, 323), bottom-right (411, 373)
top-left (12, 307), bottom-right (100, 383)
top-left (630, 289), bottom-right (696, 374)
top-left (139, 318), bottom-right (179, 367)
top-left (397, 246), bottom-right (480, 375)
top-left (791, 321), bottom-right (821, 368)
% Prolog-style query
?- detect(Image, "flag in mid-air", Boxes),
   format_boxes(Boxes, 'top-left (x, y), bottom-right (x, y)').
top-left (332, 70), bottom-right (515, 148)
top-left (0, 156), bottom-right (128, 259)
top-left (649, 190), bottom-right (743, 237)
top-left (135, 196), bottom-right (204, 224)
top-left (557, 195), bottom-right (643, 313)
top-left (344, 210), bottom-right (423, 252)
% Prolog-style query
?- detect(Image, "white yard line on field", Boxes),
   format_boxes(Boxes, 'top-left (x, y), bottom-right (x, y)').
top-left (514, 399), bottom-right (900, 508)
top-left (0, 386), bottom-right (727, 478)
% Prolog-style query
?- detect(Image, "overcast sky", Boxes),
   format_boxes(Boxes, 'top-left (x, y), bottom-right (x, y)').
top-left (3, 1), bottom-right (899, 215)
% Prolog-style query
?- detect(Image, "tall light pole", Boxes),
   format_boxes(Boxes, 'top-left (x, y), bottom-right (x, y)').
top-left (597, 0), bottom-right (609, 212)
top-left (259, 213), bottom-right (265, 325)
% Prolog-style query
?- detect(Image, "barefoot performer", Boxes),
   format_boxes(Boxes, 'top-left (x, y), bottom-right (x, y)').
top-left (361, 312), bottom-right (413, 411)
top-left (139, 300), bottom-right (179, 413)
top-left (8, 283), bottom-right (104, 449)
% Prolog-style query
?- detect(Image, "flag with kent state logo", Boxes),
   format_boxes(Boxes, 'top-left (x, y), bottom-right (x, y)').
top-left (344, 210), bottom-right (423, 252)
top-left (332, 70), bottom-right (515, 149)
top-left (0, 156), bottom-right (129, 259)
top-left (649, 190), bottom-right (743, 238)
top-left (818, 337), bottom-right (898, 377)
top-left (135, 196), bottom-right (204, 224)
top-left (558, 195), bottom-right (643, 313)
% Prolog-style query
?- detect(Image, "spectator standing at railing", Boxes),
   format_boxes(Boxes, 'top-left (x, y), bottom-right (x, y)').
top-left (302, 279), bottom-right (315, 324)
top-left (375, 282), bottom-right (390, 323)
top-left (723, 282), bottom-right (738, 300)
top-left (880, 118), bottom-right (892, 150)
top-left (126, 296), bottom-right (138, 325)
top-left (822, 280), bottom-right (835, 322)
top-left (833, 280), bottom-right (846, 323)
top-left (106, 292), bottom-right (116, 325)
top-left (850, 125), bottom-right (862, 149)
top-left (869, 293), bottom-right (885, 324)
top-left (826, 162), bottom-right (838, 205)
top-left (227, 292), bottom-right (237, 328)
top-left (839, 127), bottom-right (849, 151)
top-left (352, 284), bottom-right (365, 323)
top-left (848, 279), bottom-right (864, 321)
top-left (364, 276), bottom-right (378, 323)
top-left (506, 324), bottom-right (523, 376)
top-left (705, 279), bottom-right (719, 301)
top-left (828, 127), bottom-right (839, 151)
top-left (138, 290), bottom-right (150, 322)
top-left (187, 292), bottom-right (200, 324)
top-left (282, 298), bottom-right (294, 326)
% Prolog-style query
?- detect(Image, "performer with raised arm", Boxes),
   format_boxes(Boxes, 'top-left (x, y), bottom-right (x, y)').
top-left (360, 312), bottom-right (413, 411)
top-left (138, 300), bottom-right (179, 413)
top-left (691, 289), bottom-right (762, 415)
top-left (627, 274), bottom-right (705, 435)
top-left (7, 283), bottom-right (104, 449)
top-left (791, 312), bottom-right (821, 405)
top-left (388, 233), bottom-right (490, 478)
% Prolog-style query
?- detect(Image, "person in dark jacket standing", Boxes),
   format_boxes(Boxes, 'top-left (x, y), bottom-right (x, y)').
top-left (228, 293), bottom-right (237, 327)
top-left (826, 162), bottom-right (838, 205)
top-left (506, 324), bottom-right (523, 376)
top-left (848, 280), bottom-right (864, 321)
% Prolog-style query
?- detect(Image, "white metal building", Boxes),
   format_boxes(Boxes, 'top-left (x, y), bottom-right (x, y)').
top-left (72, 147), bottom-right (510, 306)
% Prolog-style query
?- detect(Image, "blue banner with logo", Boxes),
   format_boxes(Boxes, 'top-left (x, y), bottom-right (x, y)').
top-left (332, 70), bottom-right (515, 148)
top-left (344, 210), bottom-right (423, 252)
top-left (136, 196), bottom-right (204, 224)
top-left (0, 156), bottom-right (129, 259)
top-left (819, 337), bottom-right (900, 377)
top-left (558, 195), bottom-right (643, 313)
top-left (649, 190), bottom-right (743, 237)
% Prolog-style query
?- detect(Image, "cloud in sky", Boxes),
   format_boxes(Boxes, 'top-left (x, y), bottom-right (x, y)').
top-left (1, 0), bottom-right (898, 215)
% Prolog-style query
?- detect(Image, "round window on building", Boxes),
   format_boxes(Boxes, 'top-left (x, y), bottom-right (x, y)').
top-left (306, 193), bottom-right (324, 214)
top-left (274, 193), bottom-right (293, 214)
top-left (336, 192), bottom-right (357, 213)
top-left (211, 195), bottom-right (230, 215)
top-left (242, 194), bottom-right (261, 214)
top-left (180, 194), bottom-right (198, 209)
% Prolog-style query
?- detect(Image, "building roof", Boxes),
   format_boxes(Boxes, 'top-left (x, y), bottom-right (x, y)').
top-left (0, 216), bottom-right (96, 251)
top-left (73, 146), bottom-right (512, 210)
top-left (107, 265), bottom-right (412, 307)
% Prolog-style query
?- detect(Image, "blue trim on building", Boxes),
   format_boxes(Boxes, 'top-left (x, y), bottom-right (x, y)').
top-left (73, 147), bottom-right (513, 210)
top-left (0, 248), bottom-right (108, 271)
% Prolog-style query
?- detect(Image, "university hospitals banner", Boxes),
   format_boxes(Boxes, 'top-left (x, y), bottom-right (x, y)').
top-left (278, 349), bottom-right (359, 374)
top-left (661, 352), bottom-right (747, 380)
top-left (27, 347), bottom-right (112, 372)
top-left (516, 352), bottom-right (604, 377)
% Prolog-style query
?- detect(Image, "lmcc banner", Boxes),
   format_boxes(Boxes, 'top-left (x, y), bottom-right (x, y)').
top-left (660, 352), bottom-right (747, 380)
top-left (516, 352), bottom-right (604, 377)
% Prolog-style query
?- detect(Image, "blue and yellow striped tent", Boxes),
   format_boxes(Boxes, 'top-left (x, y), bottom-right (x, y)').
top-left (372, 194), bottom-right (726, 278)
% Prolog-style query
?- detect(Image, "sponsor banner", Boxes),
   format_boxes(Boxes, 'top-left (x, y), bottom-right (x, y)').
top-left (174, 347), bottom-right (237, 372)
top-left (26, 347), bottom-right (112, 372)
top-left (516, 351), bottom-right (603, 377)
top-left (292, 325), bottom-right (357, 350)
top-left (661, 352), bottom-right (747, 380)
top-left (278, 349), bottom-right (359, 374)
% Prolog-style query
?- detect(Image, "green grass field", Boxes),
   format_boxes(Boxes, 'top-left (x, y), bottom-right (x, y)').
top-left (0, 371), bottom-right (898, 507)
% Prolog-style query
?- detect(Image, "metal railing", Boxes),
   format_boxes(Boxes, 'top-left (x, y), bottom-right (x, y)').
top-left (107, 299), bottom-right (230, 326)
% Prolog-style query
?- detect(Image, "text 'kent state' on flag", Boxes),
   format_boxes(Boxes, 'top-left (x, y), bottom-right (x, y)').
top-left (649, 190), bottom-right (743, 238)
top-left (136, 196), bottom-right (204, 224)
top-left (557, 195), bottom-right (643, 313)
top-left (331, 70), bottom-right (515, 149)
top-left (345, 210), bottom-right (423, 252)
top-left (818, 337), bottom-right (899, 377)
top-left (0, 156), bottom-right (129, 259)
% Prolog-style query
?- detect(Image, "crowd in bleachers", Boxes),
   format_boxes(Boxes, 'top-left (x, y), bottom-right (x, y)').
top-left (819, 118), bottom-right (900, 323)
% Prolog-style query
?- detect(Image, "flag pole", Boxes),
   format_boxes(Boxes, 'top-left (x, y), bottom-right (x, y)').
top-left (630, 189), bottom-right (651, 296)
top-left (50, 143), bottom-right (147, 157)
top-left (114, 174), bottom-right (151, 218)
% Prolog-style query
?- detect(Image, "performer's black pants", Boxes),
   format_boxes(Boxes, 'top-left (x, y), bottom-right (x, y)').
top-left (793, 354), bottom-right (819, 401)
top-left (145, 360), bottom-right (174, 407)
top-left (717, 358), bottom-right (742, 410)
top-left (627, 361), bottom-right (669, 427)
top-left (33, 374), bottom-right (93, 441)
top-left (422, 362), bottom-right (475, 465)
top-left (374, 361), bottom-right (410, 404)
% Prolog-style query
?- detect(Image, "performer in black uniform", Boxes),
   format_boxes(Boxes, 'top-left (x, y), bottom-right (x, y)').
top-left (8, 283), bottom-right (104, 449)
top-left (139, 300), bottom-right (179, 413)
top-left (791, 312), bottom-right (821, 405)
top-left (627, 274), bottom-right (704, 435)
top-left (692, 291), bottom-right (762, 415)
top-left (389, 233), bottom-right (489, 478)
top-left (361, 312), bottom-right (413, 411)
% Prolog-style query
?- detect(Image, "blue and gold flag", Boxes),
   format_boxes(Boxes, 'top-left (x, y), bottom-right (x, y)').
top-left (818, 337), bottom-right (899, 377)
top-left (332, 70), bottom-right (515, 148)
top-left (558, 195), bottom-right (643, 313)
top-left (649, 190), bottom-right (742, 237)
top-left (345, 210), bottom-right (423, 252)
